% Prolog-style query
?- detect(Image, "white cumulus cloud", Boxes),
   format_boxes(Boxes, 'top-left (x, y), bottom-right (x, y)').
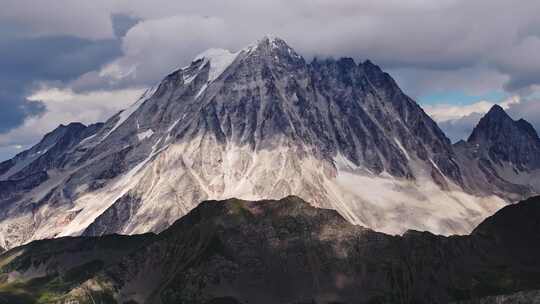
top-left (0, 87), bottom-right (144, 148)
top-left (424, 96), bottom-right (520, 122)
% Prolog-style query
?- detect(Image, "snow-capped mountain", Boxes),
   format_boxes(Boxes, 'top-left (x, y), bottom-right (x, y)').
top-left (0, 36), bottom-right (534, 249)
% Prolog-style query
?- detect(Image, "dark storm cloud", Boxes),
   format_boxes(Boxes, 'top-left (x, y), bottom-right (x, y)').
top-left (0, 93), bottom-right (44, 133)
top-left (0, 32), bottom-right (122, 132)
top-left (0, 35), bottom-right (121, 84)
top-left (52, 0), bottom-right (536, 99)
top-left (0, 13), bottom-right (143, 135)
top-left (3, 0), bottom-right (540, 95)
top-left (112, 14), bottom-right (141, 38)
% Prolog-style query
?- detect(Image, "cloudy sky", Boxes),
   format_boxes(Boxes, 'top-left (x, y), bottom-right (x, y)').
top-left (1, 0), bottom-right (539, 160)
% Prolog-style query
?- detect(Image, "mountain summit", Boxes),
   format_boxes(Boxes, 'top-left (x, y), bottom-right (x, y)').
top-left (454, 105), bottom-right (540, 199)
top-left (468, 105), bottom-right (540, 170)
top-left (0, 36), bottom-right (534, 249)
top-left (469, 105), bottom-right (529, 143)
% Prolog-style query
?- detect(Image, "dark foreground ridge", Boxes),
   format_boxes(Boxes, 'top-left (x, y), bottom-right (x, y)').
top-left (1, 195), bottom-right (540, 304)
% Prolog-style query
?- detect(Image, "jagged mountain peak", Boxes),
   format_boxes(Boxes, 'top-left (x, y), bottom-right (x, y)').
top-left (468, 105), bottom-right (509, 143)
top-left (478, 104), bottom-right (513, 126)
top-left (362, 59), bottom-right (382, 70)
top-left (176, 36), bottom-right (302, 87)
top-left (247, 34), bottom-right (294, 51)
top-left (243, 35), bottom-right (304, 69)
top-left (485, 103), bottom-right (507, 116)
top-left (192, 35), bottom-right (299, 61)
top-left (516, 118), bottom-right (540, 140)
top-left (41, 122), bottom-right (88, 142)
top-left (57, 122), bottom-right (85, 129)
top-left (8, 121), bottom-right (89, 163)
top-left (468, 105), bottom-right (537, 144)
top-left (463, 104), bottom-right (540, 174)
top-left (0, 121), bottom-right (103, 181)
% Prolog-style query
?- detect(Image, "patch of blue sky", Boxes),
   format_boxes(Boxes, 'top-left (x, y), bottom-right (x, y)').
top-left (418, 90), bottom-right (508, 106)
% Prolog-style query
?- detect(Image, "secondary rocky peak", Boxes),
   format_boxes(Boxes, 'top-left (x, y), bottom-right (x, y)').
top-left (486, 103), bottom-right (506, 115)
top-left (11, 122), bottom-right (87, 161)
top-left (481, 104), bottom-right (513, 125)
top-left (361, 59), bottom-right (382, 71)
top-left (46, 122), bottom-right (86, 139)
top-left (468, 105), bottom-right (530, 144)
top-left (516, 118), bottom-right (540, 140)
top-left (0, 121), bottom-right (103, 182)
top-left (464, 105), bottom-right (540, 173)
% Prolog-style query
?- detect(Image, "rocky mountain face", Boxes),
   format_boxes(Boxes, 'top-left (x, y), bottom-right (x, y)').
top-left (454, 105), bottom-right (540, 200)
top-left (0, 122), bottom-right (103, 181)
top-left (1, 195), bottom-right (539, 304)
top-left (0, 122), bottom-right (104, 247)
top-left (0, 36), bottom-right (536, 249)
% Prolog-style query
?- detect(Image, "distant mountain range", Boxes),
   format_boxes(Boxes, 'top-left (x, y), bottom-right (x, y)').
top-left (1, 195), bottom-right (540, 303)
top-left (1, 36), bottom-right (539, 250)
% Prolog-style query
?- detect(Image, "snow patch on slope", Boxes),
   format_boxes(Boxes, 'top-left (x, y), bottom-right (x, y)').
top-left (182, 59), bottom-right (207, 85)
top-left (52, 141), bottom-right (165, 238)
top-left (137, 129), bottom-right (154, 141)
top-left (113, 139), bottom-right (504, 237)
top-left (12, 137), bottom-right (508, 247)
top-left (332, 154), bottom-right (505, 235)
top-left (101, 85), bottom-right (158, 141)
top-left (394, 138), bottom-right (410, 160)
top-left (194, 48), bottom-right (239, 83)
top-left (195, 83), bottom-right (208, 99)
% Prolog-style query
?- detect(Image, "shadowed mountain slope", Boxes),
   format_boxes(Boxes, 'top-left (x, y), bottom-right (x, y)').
top-left (1, 195), bottom-right (539, 304)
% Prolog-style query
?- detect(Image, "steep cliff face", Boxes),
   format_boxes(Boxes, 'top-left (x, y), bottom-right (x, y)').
top-left (0, 36), bottom-right (512, 249)
top-left (1, 196), bottom-right (539, 304)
